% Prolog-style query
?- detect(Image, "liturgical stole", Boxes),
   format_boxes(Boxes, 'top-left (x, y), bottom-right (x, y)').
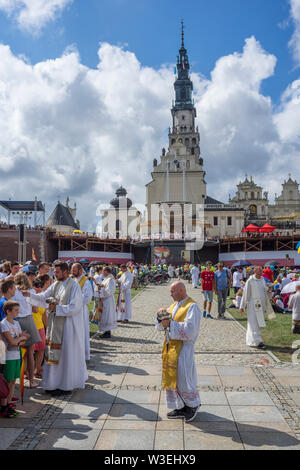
top-left (162, 297), bottom-right (195, 391)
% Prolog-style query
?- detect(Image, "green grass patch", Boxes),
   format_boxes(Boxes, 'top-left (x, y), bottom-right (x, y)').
top-left (223, 289), bottom-right (298, 363)
top-left (88, 286), bottom-right (144, 336)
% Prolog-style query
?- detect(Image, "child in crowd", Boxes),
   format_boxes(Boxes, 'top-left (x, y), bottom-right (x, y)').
top-left (32, 274), bottom-right (51, 377)
top-left (0, 300), bottom-right (29, 418)
top-left (229, 288), bottom-right (243, 309)
top-left (289, 285), bottom-right (300, 334)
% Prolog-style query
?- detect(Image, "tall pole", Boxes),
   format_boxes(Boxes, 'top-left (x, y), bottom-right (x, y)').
top-left (34, 197), bottom-right (37, 227)
top-left (181, 160), bottom-right (186, 201)
top-left (165, 161), bottom-right (169, 202)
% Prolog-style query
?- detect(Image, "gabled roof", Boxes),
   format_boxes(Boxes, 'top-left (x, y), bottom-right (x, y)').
top-left (205, 196), bottom-right (224, 205)
top-left (0, 201), bottom-right (45, 212)
top-left (46, 202), bottom-right (78, 228)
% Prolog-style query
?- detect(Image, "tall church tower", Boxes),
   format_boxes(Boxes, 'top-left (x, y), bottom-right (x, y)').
top-left (146, 23), bottom-right (206, 219)
top-left (169, 22), bottom-right (200, 160)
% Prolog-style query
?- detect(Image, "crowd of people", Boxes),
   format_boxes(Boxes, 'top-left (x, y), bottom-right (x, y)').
top-left (0, 260), bottom-right (134, 418)
top-left (0, 257), bottom-right (300, 423)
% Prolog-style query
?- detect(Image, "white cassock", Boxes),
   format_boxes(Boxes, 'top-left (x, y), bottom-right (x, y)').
top-left (168, 266), bottom-right (175, 278)
top-left (75, 275), bottom-right (93, 361)
top-left (99, 276), bottom-right (117, 332)
top-left (240, 275), bottom-right (270, 347)
top-left (29, 281), bottom-right (88, 391)
top-left (156, 298), bottom-right (201, 409)
top-left (117, 271), bottom-right (134, 321)
top-left (191, 266), bottom-right (200, 288)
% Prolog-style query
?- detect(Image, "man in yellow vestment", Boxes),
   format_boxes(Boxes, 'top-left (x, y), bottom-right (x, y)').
top-left (156, 281), bottom-right (201, 423)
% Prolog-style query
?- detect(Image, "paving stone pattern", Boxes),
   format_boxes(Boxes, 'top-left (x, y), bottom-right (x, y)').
top-left (2, 281), bottom-right (300, 450)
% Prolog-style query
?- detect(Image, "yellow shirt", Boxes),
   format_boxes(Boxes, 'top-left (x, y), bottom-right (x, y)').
top-left (32, 307), bottom-right (45, 330)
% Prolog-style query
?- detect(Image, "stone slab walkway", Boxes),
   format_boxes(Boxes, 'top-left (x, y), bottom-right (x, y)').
top-left (1, 281), bottom-right (300, 450)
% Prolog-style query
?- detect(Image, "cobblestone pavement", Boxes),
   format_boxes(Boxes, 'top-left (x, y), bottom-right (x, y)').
top-left (2, 281), bottom-right (300, 450)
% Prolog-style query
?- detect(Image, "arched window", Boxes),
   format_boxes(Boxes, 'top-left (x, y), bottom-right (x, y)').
top-left (185, 138), bottom-right (189, 146)
top-left (192, 138), bottom-right (196, 145)
top-left (170, 212), bottom-right (174, 234)
top-left (116, 220), bottom-right (121, 238)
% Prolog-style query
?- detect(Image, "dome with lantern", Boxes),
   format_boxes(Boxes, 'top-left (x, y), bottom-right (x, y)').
top-left (110, 186), bottom-right (133, 209)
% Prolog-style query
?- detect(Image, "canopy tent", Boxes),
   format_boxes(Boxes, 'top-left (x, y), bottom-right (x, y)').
top-left (259, 223), bottom-right (276, 233)
top-left (241, 224), bottom-right (260, 233)
top-left (232, 260), bottom-right (252, 268)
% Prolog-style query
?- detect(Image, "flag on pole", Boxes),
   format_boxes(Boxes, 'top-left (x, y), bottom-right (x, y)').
top-left (32, 248), bottom-right (37, 262)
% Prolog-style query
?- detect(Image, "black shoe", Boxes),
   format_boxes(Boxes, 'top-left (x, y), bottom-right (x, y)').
top-left (45, 389), bottom-right (62, 397)
top-left (184, 405), bottom-right (200, 423)
top-left (100, 331), bottom-right (111, 338)
top-left (167, 407), bottom-right (186, 419)
top-left (257, 343), bottom-right (267, 350)
top-left (58, 390), bottom-right (72, 395)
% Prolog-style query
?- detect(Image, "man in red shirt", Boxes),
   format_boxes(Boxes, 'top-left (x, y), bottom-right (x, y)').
top-left (262, 267), bottom-right (274, 283)
top-left (200, 261), bottom-right (216, 318)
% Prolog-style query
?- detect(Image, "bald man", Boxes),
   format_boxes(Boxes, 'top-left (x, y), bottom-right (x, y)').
top-left (71, 263), bottom-right (93, 360)
top-left (156, 281), bottom-right (201, 423)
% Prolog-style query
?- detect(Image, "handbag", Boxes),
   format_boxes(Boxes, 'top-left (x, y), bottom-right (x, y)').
top-left (0, 373), bottom-right (9, 399)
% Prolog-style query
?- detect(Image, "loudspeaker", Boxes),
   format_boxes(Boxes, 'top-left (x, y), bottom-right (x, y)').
top-left (19, 224), bottom-right (25, 242)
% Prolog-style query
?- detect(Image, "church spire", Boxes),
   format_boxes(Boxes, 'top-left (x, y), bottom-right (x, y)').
top-left (173, 21), bottom-right (194, 111)
top-left (181, 20), bottom-right (185, 48)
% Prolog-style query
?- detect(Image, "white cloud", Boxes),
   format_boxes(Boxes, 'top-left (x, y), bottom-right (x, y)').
top-left (0, 0), bottom-right (72, 33)
top-left (0, 36), bottom-right (299, 231)
top-left (289, 0), bottom-right (300, 65)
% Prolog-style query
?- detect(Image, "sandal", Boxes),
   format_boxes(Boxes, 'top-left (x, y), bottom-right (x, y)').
top-left (29, 380), bottom-right (39, 388)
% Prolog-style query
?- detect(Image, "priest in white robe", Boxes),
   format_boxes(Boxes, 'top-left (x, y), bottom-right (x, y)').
top-left (191, 265), bottom-right (200, 288)
top-left (117, 264), bottom-right (134, 323)
top-left (240, 265), bottom-right (275, 350)
top-left (71, 263), bottom-right (93, 361)
top-left (23, 261), bottom-right (88, 396)
top-left (98, 266), bottom-right (117, 338)
top-left (156, 281), bottom-right (201, 423)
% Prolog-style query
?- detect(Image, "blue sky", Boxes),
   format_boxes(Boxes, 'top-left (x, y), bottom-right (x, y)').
top-left (0, 0), bottom-right (299, 230)
top-left (0, 0), bottom-right (297, 103)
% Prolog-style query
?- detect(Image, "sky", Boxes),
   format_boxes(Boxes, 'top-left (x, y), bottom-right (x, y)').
top-left (0, 0), bottom-right (299, 231)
